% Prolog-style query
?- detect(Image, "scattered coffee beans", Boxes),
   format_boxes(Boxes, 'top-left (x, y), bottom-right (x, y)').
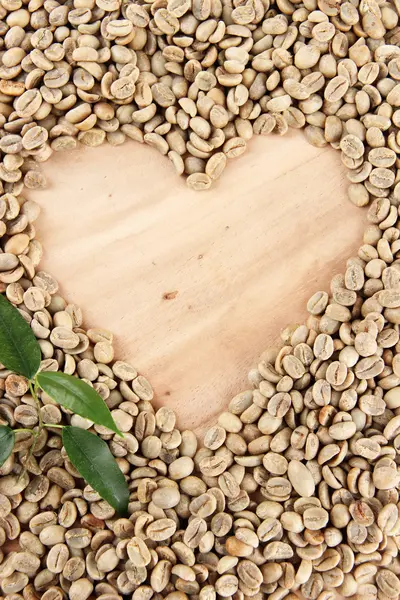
top-left (2, 0), bottom-right (400, 599)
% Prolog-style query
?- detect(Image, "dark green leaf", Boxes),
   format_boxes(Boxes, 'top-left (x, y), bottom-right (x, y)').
top-left (62, 426), bottom-right (129, 515)
top-left (0, 294), bottom-right (41, 379)
top-left (0, 425), bottom-right (15, 467)
top-left (37, 372), bottom-right (122, 436)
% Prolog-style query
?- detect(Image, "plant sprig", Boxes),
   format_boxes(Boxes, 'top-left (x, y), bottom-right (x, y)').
top-left (0, 294), bottom-right (129, 515)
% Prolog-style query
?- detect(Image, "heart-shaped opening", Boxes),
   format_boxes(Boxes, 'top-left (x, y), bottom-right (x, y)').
top-left (30, 130), bottom-right (364, 432)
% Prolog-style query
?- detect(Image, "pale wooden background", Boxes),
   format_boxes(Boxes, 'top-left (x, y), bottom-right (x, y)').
top-left (30, 131), bottom-right (365, 435)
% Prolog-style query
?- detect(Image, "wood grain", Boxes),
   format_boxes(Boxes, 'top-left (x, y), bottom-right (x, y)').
top-left (29, 131), bottom-right (366, 435)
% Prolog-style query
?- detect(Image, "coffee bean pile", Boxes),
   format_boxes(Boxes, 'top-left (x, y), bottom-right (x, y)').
top-left (0, 0), bottom-right (399, 192)
top-left (2, 0), bottom-right (400, 599)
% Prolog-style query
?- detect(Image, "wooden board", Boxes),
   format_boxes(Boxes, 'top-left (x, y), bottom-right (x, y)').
top-left (29, 131), bottom-right (366, 436)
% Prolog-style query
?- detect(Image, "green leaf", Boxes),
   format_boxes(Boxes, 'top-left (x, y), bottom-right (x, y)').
top-left (62, 426), bottom-right (129, 515)
top-left (0, 294), bottom-right (41, 379)
top-left (37, 372), bottom-right (122, 436)
top-left (0, 425), bottom-right (15, 467)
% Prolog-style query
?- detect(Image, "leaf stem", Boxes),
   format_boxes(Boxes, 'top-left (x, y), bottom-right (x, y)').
top-left (30, 379), bottom-right (43, 431)
top-left (14, 428), bottom-right (35, 434)
top-left (43, 423), bottom-right (64, 429)
top-left (24, 378), bottom-right (43, 470)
